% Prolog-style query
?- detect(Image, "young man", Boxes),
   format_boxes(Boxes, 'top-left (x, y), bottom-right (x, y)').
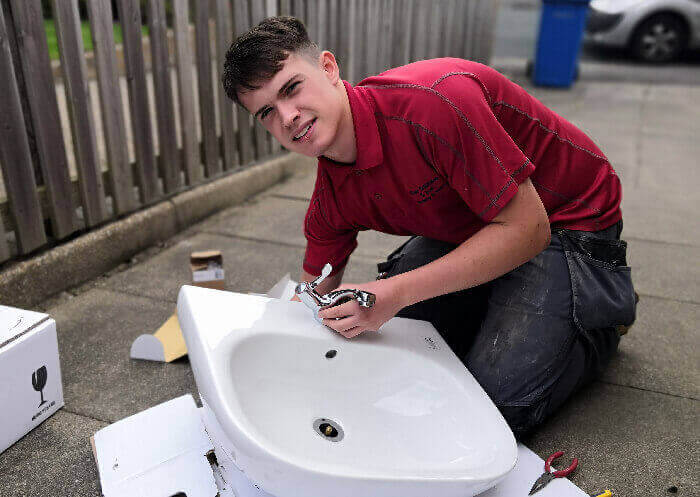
top-left (222, 17), bottom-right (636, 437)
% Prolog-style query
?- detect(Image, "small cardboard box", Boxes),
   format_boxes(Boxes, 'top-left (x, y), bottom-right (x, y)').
top-left (190, 250), bottom-right (225, 290)
top-left (0, 305), bottom-right (64, 454)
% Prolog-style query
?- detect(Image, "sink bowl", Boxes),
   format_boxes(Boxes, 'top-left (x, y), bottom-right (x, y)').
top-left (177, 285), bottom-right (517, 497)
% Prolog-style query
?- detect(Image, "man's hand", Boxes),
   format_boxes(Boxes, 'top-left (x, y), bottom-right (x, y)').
top-left (317, 278), bottom-right (406, 338)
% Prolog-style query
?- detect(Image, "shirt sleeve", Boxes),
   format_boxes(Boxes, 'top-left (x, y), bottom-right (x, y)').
top-left (422, 75), bottom-right (535, 223)
top-left (303, 169), bottom-right (358, 277)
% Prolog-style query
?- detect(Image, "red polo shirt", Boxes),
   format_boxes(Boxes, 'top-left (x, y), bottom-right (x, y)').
top-left (303, 58), bottom-right (622, 276)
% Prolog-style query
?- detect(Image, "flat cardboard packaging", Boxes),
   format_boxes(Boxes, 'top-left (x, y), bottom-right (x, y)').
top-left (92, 397), bottom-right (589, 497)
top-left (130, 251), bottom-right (225, 362)
top-left (0, 305), bottom-right (64, 454)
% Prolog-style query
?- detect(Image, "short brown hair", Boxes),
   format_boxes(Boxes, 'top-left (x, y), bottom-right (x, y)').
top-left (222, 16), bottom-right (320, 104)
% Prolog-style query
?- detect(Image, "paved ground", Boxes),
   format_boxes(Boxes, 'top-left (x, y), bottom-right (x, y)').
top-left (1, 74), bottom-right (698, 496)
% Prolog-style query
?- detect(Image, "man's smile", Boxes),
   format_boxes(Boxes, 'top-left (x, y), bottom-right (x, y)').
top-left (292, 118), bottom-right (317, 142)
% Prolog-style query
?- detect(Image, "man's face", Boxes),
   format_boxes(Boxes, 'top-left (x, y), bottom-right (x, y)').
top-left (239, 52), bottom-right (344, 158)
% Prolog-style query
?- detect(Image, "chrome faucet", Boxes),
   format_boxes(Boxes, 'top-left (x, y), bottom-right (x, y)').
top-left (295, 263), bottom-right (376, 323)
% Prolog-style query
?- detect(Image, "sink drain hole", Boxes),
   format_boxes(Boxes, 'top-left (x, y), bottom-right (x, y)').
top-left (313, 418), bottom-right (344, 442)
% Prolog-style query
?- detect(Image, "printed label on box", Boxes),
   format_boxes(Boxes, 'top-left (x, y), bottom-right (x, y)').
top-left (193, 269), bottom-right (225, 282)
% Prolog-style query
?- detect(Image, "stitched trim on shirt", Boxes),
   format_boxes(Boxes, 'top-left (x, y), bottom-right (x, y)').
top-left (493, 101), bottom-right (613, 223)
top-left (477, 180), bottom-right (516, 218)
top-left (412, 127), bottom-right (449, 182)
top-left (493, 101), bottom-right (609, 162)
top-left (363, 83), bottom-right (512, 179)
top-left (476, 158), bottom-right (530, 218)
top-left (378, 113), bottom-right (499, 207)
top-left (430, 71), bottom-right (493, 106)
top-left (513, 158), bottom-right (531, 177)
top-left (305, 186), bottom-right (342, 238)
top-left (306, 175), bottom-right (359, 239)
top-left (531, 179), bottom-right (602, 229)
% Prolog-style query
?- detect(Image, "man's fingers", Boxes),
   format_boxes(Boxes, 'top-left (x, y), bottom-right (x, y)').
top-left (323, 316), bottom-right (357, 333)
top-left (318, 301), bottom-right (358, 319)
top-left (340, 326), bottom-right (364, 338)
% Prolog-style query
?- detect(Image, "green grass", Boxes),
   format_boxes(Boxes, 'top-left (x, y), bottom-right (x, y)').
top-left (44, 19), bottom-right (148, 60)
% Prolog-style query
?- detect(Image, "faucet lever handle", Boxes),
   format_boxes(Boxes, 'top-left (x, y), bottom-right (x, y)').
top-left (311, 263), bottom-right (333, 288)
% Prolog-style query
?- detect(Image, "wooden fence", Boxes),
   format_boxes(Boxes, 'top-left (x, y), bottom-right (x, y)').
top-left (0, 0), bottom-right (499, 265)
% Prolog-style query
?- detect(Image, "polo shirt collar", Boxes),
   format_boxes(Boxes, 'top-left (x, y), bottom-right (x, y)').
top-left (319, 80), bottom-right (383, 187)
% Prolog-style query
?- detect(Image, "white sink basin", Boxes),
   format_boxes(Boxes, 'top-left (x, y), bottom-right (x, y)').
top-left (177, 285), bottom-right (517, 497)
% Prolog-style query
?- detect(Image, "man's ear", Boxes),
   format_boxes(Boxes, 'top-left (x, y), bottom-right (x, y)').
top-left (319, 50), bottom-right (340, 84)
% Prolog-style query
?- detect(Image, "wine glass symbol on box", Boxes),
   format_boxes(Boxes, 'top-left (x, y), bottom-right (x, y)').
top-left (32, 366), bottom-right (48, 408)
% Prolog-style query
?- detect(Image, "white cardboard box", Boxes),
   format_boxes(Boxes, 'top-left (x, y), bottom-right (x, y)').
top-left (0, 305), bottom-right (64, 454)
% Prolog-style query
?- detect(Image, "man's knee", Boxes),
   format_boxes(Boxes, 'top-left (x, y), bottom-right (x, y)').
top-left (496, 402), bottom-right (547, 439)
top-left (466, 334), bottom-right (589, 439)
top-left (466, 354), bottom-right (548, 438)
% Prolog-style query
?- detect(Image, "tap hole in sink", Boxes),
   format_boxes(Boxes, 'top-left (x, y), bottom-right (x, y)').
top-left (313, 418), bottom-right (344, 442)
top-left (325, 349), bottom-right (337, 359)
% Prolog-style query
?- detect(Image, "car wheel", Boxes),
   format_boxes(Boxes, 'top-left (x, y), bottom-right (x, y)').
top-left (630, 14), bottom-right (688, 63)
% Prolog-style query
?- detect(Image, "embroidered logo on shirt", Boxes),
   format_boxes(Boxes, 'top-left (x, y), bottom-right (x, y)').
top-left (409, 176), bottom-right (446, 203)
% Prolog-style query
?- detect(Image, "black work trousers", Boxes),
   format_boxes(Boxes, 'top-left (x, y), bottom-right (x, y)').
top-left (377, 221), bottom-right (637, 439)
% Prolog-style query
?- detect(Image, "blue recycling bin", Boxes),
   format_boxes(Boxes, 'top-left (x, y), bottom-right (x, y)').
top-left (533, 0), bottom-right (591, 87)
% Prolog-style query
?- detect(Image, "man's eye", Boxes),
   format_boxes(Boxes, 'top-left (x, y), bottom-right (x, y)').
top-left (286, 82), bottom-right (300, 94)
top-left (260, 108), bottom-right (272, 120)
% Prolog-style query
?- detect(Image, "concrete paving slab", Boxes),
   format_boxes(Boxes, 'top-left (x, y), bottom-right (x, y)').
top-left (645, 84), bottom-right (700, 105)
top-left (198, 195), bottom-right (410, 260)
top-left (603, 296), bottom-right (700, 399)
top-left (47, 289), bottom-right (196, 423)
top-left (627, 239), bottom-right (700, 303)
top-left (640, 99), bottom-right (700, 140)
top-left (567, 105), bottom-right (644, 130)
top-left (525, 382), bottom-right (699, 497)
top-left (638, 132), bottom-right (700, 192)
top-left (0, 410), bottom-right (105, 497)
top-left (621, 187), bottom-right (700, 247)
top-left (627, 240), bottom-right (700, 303)
top-left (264, 171), bottom-right (316, 200)
top-left (578, 82), bottom-right (649, 103)
top-left (99, 232), bottom-right (379, 303)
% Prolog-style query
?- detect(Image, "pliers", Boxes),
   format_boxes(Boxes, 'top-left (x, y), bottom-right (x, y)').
top-left (529, 451), bottom-right (579, 495)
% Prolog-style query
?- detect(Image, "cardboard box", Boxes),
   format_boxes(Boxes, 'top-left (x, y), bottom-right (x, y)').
top-left (130, 250), bottom-right (226, 362)
top-left (190, 250), bottom-right (225, 290)
top-left (91, 395), bottom-right (220, 497)
top-left (0, 305), bottom-right (64, 454)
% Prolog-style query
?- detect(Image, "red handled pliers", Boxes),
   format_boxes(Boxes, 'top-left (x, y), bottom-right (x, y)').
top-left (528, 451), bottom-right (579, 495)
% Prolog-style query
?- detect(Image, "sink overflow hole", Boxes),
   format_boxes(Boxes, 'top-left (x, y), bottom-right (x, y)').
top-left (325, 349), bottom-right (337, 359)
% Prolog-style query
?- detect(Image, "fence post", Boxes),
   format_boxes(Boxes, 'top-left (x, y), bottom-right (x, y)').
top-left (52, 0), bottom-right (108, 227)
top-left (0, 0), bottom-right (41, 186)
top-left (215, 0), bottom-right (238, 170)
top-left (172, 0), bottom-right (202, 184)
top-left (0, 212), bottom-right (8, 263)
top-left (87, 0), bottom-right (138, 214)
top-left (231, 0), bottom-right (255, 165)
top-left (7, 0), bottom-right (76, 239)
top-left (147, 0), bottom-right (182, 192)
top-left (0, 1), bottom-right (46, 253)
top-left (115, 0), bottom-right (160, 204)
top-left (249, 0), bottom-right (271, 158)
top-left (474, 0), bottom-right (500, 64)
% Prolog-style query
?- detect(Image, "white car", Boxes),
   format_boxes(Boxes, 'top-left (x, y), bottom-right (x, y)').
top-left (585, 0), bottom-right (700, 62)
